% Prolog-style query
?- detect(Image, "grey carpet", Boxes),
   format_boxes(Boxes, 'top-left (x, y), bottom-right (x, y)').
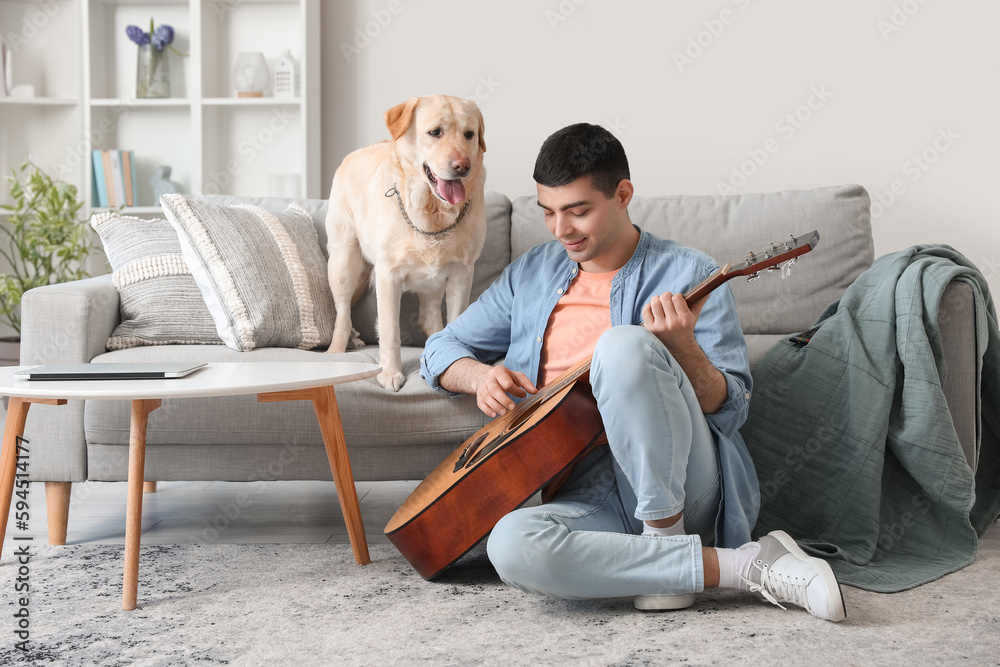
top-left (0, 543), bottom-right (996, 665)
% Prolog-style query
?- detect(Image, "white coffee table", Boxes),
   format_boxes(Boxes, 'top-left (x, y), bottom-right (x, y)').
top-left (0, 361), bottom-right (380, 610)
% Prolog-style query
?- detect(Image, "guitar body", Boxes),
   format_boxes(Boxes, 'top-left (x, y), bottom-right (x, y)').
top-left (385, 370), bottom-right (605, 580)
top-left (385, 230), bottom-right (820, 579)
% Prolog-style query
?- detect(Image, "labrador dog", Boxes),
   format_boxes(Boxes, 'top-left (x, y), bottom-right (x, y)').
top-left (325, 95), bottom-right (488, 391)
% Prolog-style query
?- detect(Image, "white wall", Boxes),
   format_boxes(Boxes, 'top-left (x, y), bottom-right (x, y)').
top-left (322, 0), bottom-right (1000, 296)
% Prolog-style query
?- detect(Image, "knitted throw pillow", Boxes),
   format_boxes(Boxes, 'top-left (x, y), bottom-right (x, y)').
top-left (159, 194), bottom-right (336, 351)
top-left (90, 211), bottom-right (223, 350)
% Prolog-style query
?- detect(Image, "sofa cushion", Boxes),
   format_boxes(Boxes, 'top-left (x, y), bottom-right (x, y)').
top-left (511, 184), bottom-right (874, 335)
top-left (85, 346), bottom-right (487, 452)
top-left (89, 211), bottom-right (223, 349)
top-left (197, 191), bottom-right (513, 348)
top-left (160, 194), bottom-right (336, 351)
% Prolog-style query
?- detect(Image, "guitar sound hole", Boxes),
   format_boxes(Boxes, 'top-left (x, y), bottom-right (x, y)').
top-left (454, 432), bottom-right (489, 473)
top-left (506, 400), bottom-right (541, 433)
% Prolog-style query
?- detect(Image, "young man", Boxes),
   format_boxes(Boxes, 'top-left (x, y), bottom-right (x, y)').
top-left (419, 123), bottom-right (846, 621)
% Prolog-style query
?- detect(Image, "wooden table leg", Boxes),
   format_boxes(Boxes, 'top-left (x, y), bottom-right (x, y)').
top-left (0, 398), bottom-right (32, 561)
top-left (257, 385), bottom-right (370, 565)
top-left (122, 398), bottom-right (160, 611)
top-left (0, 397), bottom-right (66, 562)
top-left (45, 481), bottom-right (72, 545)
top-left (310, 385), bottom-right (370, 565)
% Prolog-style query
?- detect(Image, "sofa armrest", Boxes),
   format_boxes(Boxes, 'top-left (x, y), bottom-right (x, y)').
top-left (939, 280), bottom-right (977, 472)
top-left (18, 274), bottom-right (119, 482)
top-left (20, 274), bottom-right (119, 365)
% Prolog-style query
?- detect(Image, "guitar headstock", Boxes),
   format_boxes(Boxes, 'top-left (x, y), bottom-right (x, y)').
top-left (682, 230), bottom-right (820, 304)
top-left (724, 230), bottom-right (820, 282)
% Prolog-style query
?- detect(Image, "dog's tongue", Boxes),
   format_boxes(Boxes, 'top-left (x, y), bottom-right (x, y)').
top-left (436, 178), bottom-right (466, 205)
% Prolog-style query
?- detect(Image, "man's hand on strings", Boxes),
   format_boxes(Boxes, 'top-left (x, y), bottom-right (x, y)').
top-left (476, 365), bottom-right (538, 419)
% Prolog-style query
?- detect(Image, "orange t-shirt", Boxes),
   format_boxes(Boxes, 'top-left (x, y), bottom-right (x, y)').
top-left (539, 268), bottom-right (618, 387)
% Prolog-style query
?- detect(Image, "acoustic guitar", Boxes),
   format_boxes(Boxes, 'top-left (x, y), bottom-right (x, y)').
top-left (385, 230), bottom-right (821, 579)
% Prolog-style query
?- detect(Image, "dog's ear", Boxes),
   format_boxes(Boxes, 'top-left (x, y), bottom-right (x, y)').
top-left (477, 108), bottom-right (487, 153)
top-left (385, 97), bottom-right (420, 141)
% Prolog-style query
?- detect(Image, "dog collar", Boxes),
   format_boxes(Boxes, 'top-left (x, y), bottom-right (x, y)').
top-left (385, 185), bottom-right (471, 238)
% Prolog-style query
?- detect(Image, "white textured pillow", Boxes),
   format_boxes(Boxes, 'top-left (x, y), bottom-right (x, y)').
top-left (159, 194), bottom-right (336, 351)
top-left (90, 211), bottom-right (223, 350)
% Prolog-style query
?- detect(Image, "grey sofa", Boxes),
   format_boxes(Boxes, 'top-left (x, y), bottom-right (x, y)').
top-left (20, 184), bottom-right (978, 543)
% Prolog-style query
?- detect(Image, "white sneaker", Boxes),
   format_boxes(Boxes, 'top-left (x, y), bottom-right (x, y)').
top-left (633, 593), bottom-right (696, 611)
top-left (741, 530), bottom-right (847, 622)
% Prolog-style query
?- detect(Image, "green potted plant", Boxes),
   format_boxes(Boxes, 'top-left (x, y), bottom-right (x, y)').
top-left (0, 162), bottom-right (94, 364)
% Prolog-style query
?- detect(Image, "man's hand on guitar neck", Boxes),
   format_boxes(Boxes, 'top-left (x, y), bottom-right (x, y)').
top-left (440, 358), bottom-right (539, 419)
top-left (641, 292), bottom-right (727, 415)
top-left (640, 291), bottom-right (707, 352)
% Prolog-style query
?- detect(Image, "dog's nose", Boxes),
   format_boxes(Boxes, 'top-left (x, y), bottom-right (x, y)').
top-left (451, 158), bottom-right (471, 177)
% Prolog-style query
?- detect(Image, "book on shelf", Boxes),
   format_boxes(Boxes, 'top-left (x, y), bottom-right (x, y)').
top-left (109, 151), bottom-right (124, 206)
top-left (92, 150), bottom-right (136, 208)
top-left (126, 151), bottom-right (136, 206)
top-left (0, 35), bottom-right (7, 98)
top-left (91, 151), bottom-right (108, 207)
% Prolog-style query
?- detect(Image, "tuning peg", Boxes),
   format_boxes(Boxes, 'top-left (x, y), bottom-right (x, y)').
top-left (780, 257), bottom-right (796, 279)
top-left (747, 272), bottom-right (760, 283)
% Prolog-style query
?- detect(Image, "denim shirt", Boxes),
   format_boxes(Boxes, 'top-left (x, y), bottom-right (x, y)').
top-left (420, 228), bottom-right (760, 547)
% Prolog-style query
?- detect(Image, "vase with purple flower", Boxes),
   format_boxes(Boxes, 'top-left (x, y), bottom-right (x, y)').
top-left (127, 19), bottom-right (182, 98)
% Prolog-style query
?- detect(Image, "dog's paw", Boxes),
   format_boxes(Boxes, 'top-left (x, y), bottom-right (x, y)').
top-left (348, 328), bottom-right (365, 349)
top-left (376, 369), bottom-right (406, 392)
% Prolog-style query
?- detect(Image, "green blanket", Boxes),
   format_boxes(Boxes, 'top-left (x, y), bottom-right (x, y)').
top-left (742, 244), bottom-right (1000, 592)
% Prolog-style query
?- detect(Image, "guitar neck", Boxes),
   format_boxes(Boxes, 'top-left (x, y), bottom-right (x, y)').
top-left (682, 263), bottom-right (733, 305)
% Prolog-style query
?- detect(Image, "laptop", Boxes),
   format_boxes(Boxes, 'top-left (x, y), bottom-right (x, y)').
top-left (14, 362), bottom-right (207, 381)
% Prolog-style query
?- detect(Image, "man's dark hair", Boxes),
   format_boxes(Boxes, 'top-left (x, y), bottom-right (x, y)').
top-left (532, 123), bottom-right (630, 198)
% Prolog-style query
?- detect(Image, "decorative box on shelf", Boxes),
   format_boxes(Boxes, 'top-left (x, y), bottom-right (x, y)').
top-left (274, 50), bottom-right (300, 99)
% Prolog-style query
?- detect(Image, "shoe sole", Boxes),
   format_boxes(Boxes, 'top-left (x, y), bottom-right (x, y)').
top-left (768, 530), bottom-right (847, 622)
top-left (633, 593), bottom-right (696, 611)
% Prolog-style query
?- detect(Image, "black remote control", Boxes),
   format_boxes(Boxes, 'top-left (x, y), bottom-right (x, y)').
top-left (789, 325), bottom-right (821, 346)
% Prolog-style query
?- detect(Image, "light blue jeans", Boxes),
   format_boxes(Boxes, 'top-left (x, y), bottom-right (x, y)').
top-left (487, 326), bottom-right (722, 599)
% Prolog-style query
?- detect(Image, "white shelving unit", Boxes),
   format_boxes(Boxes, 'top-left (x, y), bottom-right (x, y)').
top-left (0, 0), bottom-right (320, 216)
top-left (0, 0), bottom-right (84, 209)
top-left (84, 0), bottom-right (320, 211)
